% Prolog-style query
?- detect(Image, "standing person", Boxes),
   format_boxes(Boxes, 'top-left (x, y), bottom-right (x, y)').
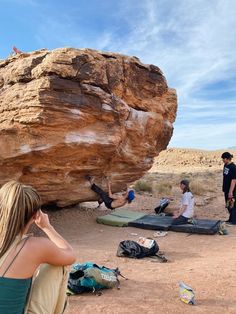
top-left (221, 152), bottom-right (236, 224)
top-left (172, 179), bottom-right (194, 225)
top-left (0, 180), bottom-right (76, 314)
top-left (87, 176), bottom-right (135, 210)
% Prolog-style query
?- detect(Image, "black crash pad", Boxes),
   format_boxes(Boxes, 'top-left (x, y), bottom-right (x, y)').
top-left (128, 215), bottom-right (221, 235)
top-left (128, 215), bottom-right (172, 231)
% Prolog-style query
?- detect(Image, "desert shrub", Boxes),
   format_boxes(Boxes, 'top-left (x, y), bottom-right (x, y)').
top-left (134, 180), bottom-right (153, 193)
top-left (155, 181), bottom-right (172, 196)
top-left (190, 179), bottom-right (215, 195)
top-left (190, 180), bottom-right (205, 195)
top-left (206, 171), bottom-right (216, 178)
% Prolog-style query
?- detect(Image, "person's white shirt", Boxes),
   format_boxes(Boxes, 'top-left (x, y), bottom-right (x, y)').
top-left (181, 191), bottom-right (194, 218)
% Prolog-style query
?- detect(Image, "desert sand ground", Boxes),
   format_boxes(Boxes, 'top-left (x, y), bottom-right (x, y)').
top-left (47, 149), bottom-right (236, 314)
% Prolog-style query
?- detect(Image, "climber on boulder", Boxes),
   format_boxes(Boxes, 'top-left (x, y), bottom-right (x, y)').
top-left (87, 176), bottom-right (135, 210)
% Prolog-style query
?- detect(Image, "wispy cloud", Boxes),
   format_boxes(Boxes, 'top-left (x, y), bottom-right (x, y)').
top-left (1, 0), bottom-right (235, 149)
top-left (105, 0), bottom-right (236, 149)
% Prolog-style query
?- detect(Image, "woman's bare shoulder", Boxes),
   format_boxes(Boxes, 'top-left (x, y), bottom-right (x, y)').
top-left (26, 236), bottom-right (56, 262)
top-left (26, 235), bottom-right (76, 266)
top-left (27, 235), bottom-right (52, 248)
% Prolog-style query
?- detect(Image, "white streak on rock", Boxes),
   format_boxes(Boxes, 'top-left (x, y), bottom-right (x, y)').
top-left (34, 144), bottom-right (52, 151)
top-left (65, 132), bottom-right (112, 145)
top-left (70, 109), bottom-right (82, 115)
top-left (20, 145), bottom-right (31, 154)
top-left (102, 103), bottom-right (113, 111)
top-left (20, 144), bottom-right (52, 154)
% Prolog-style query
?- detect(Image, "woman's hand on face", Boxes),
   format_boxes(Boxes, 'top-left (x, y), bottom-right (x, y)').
top-left (34, 210), bottom-right (51, 230)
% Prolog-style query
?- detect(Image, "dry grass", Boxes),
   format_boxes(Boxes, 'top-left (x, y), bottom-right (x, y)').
top-left (190, 179), bottom-right (216, 195)
top-left (154, 181), bottom-right (172, 196)
top-left (137, 169), bottom-right (220, 200)
top-left (134, 179), bottom-right (153, 193)
top-left (190, 180), bottom-right (205, 195)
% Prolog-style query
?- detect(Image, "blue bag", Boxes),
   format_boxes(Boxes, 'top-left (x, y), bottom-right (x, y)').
top-left (67, 262), bottom-right (122, 294)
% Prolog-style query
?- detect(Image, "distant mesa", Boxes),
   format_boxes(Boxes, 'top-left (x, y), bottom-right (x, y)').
top-left (151, 147), bottom-right (236, 173)
top-left (0, 48), bottom-right (177, 206)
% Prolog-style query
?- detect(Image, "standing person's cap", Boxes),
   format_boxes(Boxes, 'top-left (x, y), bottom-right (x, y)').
top-left (221, 152), bottom-right (233, 159)
top-left (127, 190), bottom-right (135, 203)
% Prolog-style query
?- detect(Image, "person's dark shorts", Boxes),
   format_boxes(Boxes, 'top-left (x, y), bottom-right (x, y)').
top-left (91, 183), bottom-right (114, 209)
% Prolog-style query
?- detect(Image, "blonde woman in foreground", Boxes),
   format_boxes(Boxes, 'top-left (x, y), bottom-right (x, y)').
top-left (0, 181), bottom-right (76, 314)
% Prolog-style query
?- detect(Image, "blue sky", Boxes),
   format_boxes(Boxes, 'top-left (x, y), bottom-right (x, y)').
top-left (1, 0), bottom-right (236, 150)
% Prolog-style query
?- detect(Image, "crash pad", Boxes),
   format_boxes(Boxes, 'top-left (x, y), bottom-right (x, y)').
top-left (171, 218), bottom-right (221, 234)
top-left (128, 215), bottom-right (172, 231)
top-left (96, 209), bottom-right (145, 227)
top-left (128, 215), bottom-right (222, 235)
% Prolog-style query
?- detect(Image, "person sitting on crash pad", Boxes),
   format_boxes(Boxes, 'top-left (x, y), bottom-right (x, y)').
top-left (172, 179), bottom-right (195, 225)
top-left (87, 176), bottom-right (135, 210)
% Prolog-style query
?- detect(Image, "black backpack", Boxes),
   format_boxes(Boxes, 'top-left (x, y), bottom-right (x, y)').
top-left (117, 239), bottom-right (159, 259)
top-left (154, 198), bottom-right (170, 215)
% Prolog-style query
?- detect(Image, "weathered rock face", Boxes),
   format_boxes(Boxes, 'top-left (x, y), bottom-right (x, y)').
top-left (0, 48), bottom-right (177, 206)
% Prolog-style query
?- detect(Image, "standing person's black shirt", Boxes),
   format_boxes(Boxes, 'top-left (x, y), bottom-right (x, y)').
top-left (222, 162), bottom-right (236, 195)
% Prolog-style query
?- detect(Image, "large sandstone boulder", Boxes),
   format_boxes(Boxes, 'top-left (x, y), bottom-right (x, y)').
top-left (0, 48), bottom-right (177, 206)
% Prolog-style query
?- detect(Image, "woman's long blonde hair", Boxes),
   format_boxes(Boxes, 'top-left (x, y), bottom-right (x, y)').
top-left (0, 180), bottom-right (41, 258)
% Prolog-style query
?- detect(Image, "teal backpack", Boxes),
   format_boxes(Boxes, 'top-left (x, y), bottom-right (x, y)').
top-left (67, 262), bottom-right (124, 294)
